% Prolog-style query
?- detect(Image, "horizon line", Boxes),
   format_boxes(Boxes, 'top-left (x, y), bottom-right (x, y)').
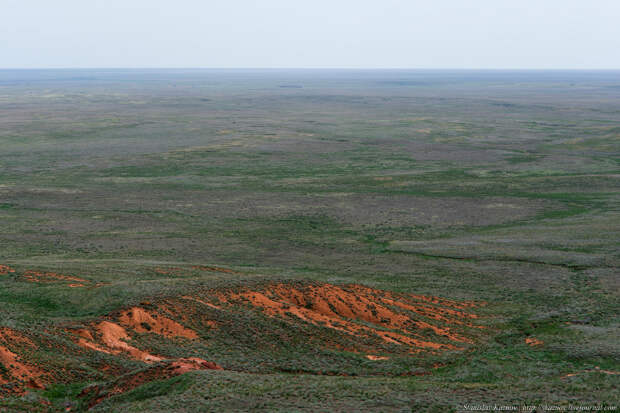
top-left (2, 67), bottom-right (620, 71)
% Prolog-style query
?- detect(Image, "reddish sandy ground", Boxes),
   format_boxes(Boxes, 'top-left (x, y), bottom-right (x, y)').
top-left (1, 280), bottom-right (487, 405)
top-left (0, 265), bottom-right (15, 275)
top-left (0, 328), bottom-right (45, 392)
top-left (0, 264), bottom-right (104, 288)
top-left (525, 337), bottom-right (544, 346)
top-left (218, 283), bottom-right (486, 353)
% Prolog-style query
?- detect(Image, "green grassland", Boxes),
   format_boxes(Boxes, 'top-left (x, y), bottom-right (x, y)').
top-left (0, 70), bottom-right (618, 412)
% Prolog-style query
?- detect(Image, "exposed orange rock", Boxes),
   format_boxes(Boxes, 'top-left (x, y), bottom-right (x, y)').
top-left (366, 355), bottom-right (389, 361)
top-left (73, 329), bottom-right (94, 341)
top-left (377, 330), bottom-right (459, 350)
top-left (525, 337), bottom-right (544, 346)
top-left (0, 328), bottom-right (35, 347)
top-left (76, 337), bottom-right (114, 355)
top-left (0, 329), bottom-right (45, 391)
top-left (64, 281), bottom-right (483, 379)
top-left (164, 302), bottom-right (218, 329)
top-left (1, 280), bottom-right (491, 401)
top-left (79, 357), bottom-right (222, 409)
top-left (23, 270), bottom-right (88, 284)
top-left (72, 309), bottom-right (199, 364)
top-left (217, 283), bottom-right (483, 353)
top-left (170, 357), bottom-right (223, 373)
top-left (118, 307), bottom-right (198, 340)
top-left (0, 346), bottom-right (44, 388)
top-left (69, 323), bottom-right (224, 406)
top-left (0, 265), bottom-right (15, 275)
top-left (69, 328), bottom-right (103, 355)
top-left (16, 267), bottom-right (108, 289)
top-left (381, 298), bottom-right (484, 331)
top-left (95, 321), bottom-right (162, 362)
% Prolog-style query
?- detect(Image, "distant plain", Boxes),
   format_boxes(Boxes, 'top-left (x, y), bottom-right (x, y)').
top-left (0, 69), bottom-right (618, 412)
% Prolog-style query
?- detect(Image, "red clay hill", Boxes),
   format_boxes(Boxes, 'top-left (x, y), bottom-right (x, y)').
top-left (1, 267), bottom-right (487, 407)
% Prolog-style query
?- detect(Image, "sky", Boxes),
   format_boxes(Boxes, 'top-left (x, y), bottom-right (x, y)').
top-left (1, 0), bottom-right (620, 69)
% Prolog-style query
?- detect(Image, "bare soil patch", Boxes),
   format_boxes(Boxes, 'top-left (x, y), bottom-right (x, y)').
top-left (1, 281), bottom-right (486, 398)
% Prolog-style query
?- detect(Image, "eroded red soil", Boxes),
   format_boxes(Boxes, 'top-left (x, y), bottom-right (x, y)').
top-left (118, 307), bottom-right (198, 339)
top-left (79, 358), bottom-right (222, 408)
top-left (23, 270), bottom-right (91, 287)
top-left (0, 265), bottom-right (15, 275)
top-left (366, 355), bottom-right (389, 361)
top-left (71, 307), bottom-right (200, 363)
top-left (525, 337), bottom-right (544, 346)
top-left (0, 264), bottom-right (105, 288)
top-left (0, 281), bottom-right (486, 402)
top-left (214, 283), bottom-right (485, 353)
top-left (0, 329), bottom-right (45, 393)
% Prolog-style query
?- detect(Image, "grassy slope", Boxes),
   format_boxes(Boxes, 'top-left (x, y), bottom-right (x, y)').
top-left (0, 70), bottom-right (618, 412)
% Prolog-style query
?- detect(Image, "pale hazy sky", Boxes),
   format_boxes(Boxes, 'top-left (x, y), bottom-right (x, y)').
top-left (1, 0), bottom-right (619, 69)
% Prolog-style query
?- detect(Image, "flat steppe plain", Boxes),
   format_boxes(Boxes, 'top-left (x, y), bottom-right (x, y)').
top-left (0, 70), bottom-right (618, 412)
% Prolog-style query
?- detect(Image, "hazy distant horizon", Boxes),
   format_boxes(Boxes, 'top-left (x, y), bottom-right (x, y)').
top-left (2, 0), bottom-right (620, 70)
top-left (3, 66), bottom-right (620, 73)
top-left (2, 67), bottom-right (619, 90)
top-left (2, 68), bottom-right (620, 72)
